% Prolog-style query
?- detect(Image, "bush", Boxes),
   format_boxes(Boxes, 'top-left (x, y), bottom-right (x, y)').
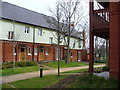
top-left (16, 61), bottom-right (27, 67)
top-left (102, 66), bottom-right (109, 71)
top-left (26, 61), bottom-right (37, 66)
top-left (95, 59), bottom-right (106, 63)
top-left (2, 61), bottom-right (37, 69)
top-left (16, 61), bottom-right (37, 67)
top-left (2, 61), bottom-right (14, 69)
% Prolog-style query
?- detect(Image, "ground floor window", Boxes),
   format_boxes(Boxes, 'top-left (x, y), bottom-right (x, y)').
top-left (28, 47), bottom-right (32, 55)
top-left (21, 48), bottom-right (25, 52)
top-left (45, 48), bottom-right (49, 55)
top-left (34, 48), bottom-right (38, 55)
top-left (13, 47), bottom-right (16, 55)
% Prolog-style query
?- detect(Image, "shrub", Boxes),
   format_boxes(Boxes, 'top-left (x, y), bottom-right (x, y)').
top-left (102, 66), bottom-right (109, 71)
top-left (16, 61), bottom-right (27, 67)
top-left (95, 59), bottom-right (106, 63)
top-left (2, 61), bottom-right (37, 69)
top-left (15, 61), bottom-right (37, 67)
top-left (26, 61), bottom-right (37, 66)
top-left (2, 63), bottom-right (13, 69)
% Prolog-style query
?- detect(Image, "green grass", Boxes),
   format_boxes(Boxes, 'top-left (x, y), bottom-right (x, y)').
top-left (1, 61), bottom-right (104, 76)
top-left (2, 75), bottom-right (68, 88)
top-left (67, 74), bottom-right (118, 88)
top-left (62, 67), bottom-right (103, 73)
top-left (1, 66), bottom-right (48, 76)
top-left (43, 60), bottom-right (104, 68)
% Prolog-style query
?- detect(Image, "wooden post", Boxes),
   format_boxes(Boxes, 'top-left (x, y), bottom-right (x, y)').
top-left (89, 0), bottom-right (94, 75)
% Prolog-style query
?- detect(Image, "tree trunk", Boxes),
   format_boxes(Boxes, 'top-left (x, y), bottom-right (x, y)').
top-left (58, 47), bottom-right (60, 76)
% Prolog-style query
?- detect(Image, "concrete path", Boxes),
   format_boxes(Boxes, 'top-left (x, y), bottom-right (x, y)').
top-left (1, 64), bottom-right (105, 83)
top-left (94, 71), bottom-right (109, 79)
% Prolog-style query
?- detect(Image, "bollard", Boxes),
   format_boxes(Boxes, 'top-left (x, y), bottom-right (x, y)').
top-left (40, 65), bottom-right (43, 78)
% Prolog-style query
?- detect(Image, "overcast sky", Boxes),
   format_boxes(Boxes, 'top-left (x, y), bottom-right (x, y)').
top-left (2, 0), bottom-right (57, 16)
top-left (2, 0), bottom-right (89, 16)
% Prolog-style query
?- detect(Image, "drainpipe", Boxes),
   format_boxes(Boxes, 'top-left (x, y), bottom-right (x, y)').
top-left (32, 26), bottom-right (35, 61)
top-left (2, 42), bottom-right (5, 62)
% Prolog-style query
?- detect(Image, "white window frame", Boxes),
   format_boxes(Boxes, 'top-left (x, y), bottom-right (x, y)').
top-left (45, 48), bottom-right (49, 55)
top-left (78, 40), bottom-right (81, 48)
top-left (38, 29), bottom-right (42, 36)
top-left (13, 47), bottom-right (16, 55)
top-left (25, 26), bottom-right (30, 34)
top-left (28, 47), bottom-right (31, 55)
top-left (8, 31), bottom-right (14, 39)
top-left (49, 37), bottom-right (53, 44)
top-left (34, 48), bottom-right (38, 55)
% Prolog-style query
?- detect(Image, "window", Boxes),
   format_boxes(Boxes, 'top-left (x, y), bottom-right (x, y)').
top-left (21, 48), bottom-right (25, 52)
top-left (34, 48), bottom-right (38, 55)
top-left (49, 37), bottom-right (53, 44)
top-left (78, 40), bottom-right (81, 48)
top-left (46, 48), bottom-right (49, 55)
top-left (38, 29), bottom-right (42, 36)
top-left (73, 43), bottom-right (75, 48)
top-left (71, 53), bottom-right (73, 58)
top-left (8, 31), bottom-right (14, 39)
top-left (40, 49), bottom-right (44, 53)
top-left (28, 47), bottom-right (31, 55)
top-left (13, 47), bottom-right (16, 55)
top-left (25, 27), bottom-right (30, 34)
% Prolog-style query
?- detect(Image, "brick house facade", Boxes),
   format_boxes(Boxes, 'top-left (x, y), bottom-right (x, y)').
top-left (0, 2), bottom-right (87, 62)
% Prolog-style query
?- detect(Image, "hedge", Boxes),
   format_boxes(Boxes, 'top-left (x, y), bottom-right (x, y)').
top-left (2, 61), bottom-right (37, 69)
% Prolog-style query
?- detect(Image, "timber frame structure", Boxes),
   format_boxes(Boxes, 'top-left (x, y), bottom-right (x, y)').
top-left (89, 0), bottom-right (120, 80)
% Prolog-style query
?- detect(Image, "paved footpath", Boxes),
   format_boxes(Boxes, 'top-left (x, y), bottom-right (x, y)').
top-left (1, 64), bottom-right (105, 83)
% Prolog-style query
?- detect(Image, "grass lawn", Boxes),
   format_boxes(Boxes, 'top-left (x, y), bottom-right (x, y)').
top-left (43, 60), bottom-right (104, 68)
top-left (2, 75), bottom-right (68, 88)
top-left (62, 67), bottom-right (103, 73)
top-left (1, 66), bottom-right (48, 76)
top-left (67, 74), bottom-right (118, 88)
top-left (1, 61), bottom-right (104, 76)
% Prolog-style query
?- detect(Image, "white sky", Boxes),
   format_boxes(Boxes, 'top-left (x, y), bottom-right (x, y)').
top-left (2, 0), bottom-right (57, 16)
top-left (2, 0), bottom-right (89, 16)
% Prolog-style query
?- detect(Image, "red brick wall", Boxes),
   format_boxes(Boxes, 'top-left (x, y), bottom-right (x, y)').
top-left (70, 49), bottom-right (78, 62)
top-left (81, 50), bottom-right (88, 61)
top-left (109, 2), bottom-right (120, 79)
top-left (4, 42), bottom-right (14, 61)
top-left (45, 46), bottom-right (55, 61)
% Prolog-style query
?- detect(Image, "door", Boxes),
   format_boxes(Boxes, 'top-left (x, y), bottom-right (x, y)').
top-left (78, 51), bottom-right (81, 62)
top-left (19, 47), bottom-right (25, 60)
top-left (39, 48), bottom-right (44, 60)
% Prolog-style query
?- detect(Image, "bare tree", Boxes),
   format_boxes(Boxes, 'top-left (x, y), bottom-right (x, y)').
top-left (11, 18), bottom-right (21, 71)
top-left (45, 2), bottom-right (65, 76)
top-left (94, 36), bottom-right (106, 61)
top-left (58, 0), bottom-right (84, 63)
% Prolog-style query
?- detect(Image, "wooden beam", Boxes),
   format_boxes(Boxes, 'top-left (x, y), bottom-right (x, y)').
top-left (89, 0), bottom-right (94, 75)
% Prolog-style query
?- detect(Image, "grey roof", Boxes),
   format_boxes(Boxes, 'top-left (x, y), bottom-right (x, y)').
top-left (1, 1), bottom-right (53, 29)
top-left (1, 1), bottom-right (82, 39)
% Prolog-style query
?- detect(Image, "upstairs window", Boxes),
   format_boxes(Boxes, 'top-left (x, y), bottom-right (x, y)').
top-left (78, 40), bottom-right (81, 48)
top-left (25, 27), bottom-right (30, 34)
top-left (73, 43), bottom-right (75, 48)
top-left (8, 31), bottom-right (14, 39)
top-left (38, 29), bottom-right (42, 36)
top-left (49, 37), bottom-right (53, 44)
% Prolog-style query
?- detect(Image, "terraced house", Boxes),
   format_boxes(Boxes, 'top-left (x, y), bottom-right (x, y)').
top-left (0, 2), bottom-right (87, 62)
